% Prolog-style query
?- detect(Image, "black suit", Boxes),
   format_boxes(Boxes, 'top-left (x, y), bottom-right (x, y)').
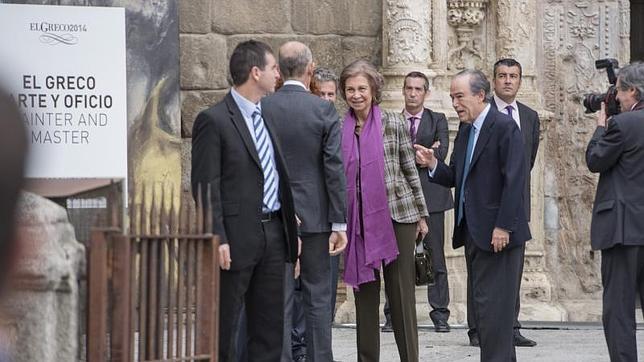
top-left (262, 83), bottom-right (346, 362)
top-left (414, 109), bottom-right (453, 325)
top-left (191, 92), bottom-right (298, 362)
top-left (586, 105), bottom-right (644, 362)
top-left (491, 99), bottom-right (540, 220)
top-left (430, 105), bottom-right (530, 361)
top-left (491, 98), bottom-right (541, 336)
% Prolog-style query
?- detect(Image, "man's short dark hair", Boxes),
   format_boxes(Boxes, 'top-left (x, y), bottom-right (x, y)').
top-left (455, 69), bottom-right (492, 103)
top-left (279, 46), bottom-right (312, 79)
top-left (617, 62), bottom-right (644, 102)
top-left (403, 71), bottom-right (429, 92)
top-left (229, 40), bottom-right (274, 86)
top-left (493, 58), bottom-right (523, 78)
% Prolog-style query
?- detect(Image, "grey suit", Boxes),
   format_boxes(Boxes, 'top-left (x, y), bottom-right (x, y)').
top-left (586, 105), bottom-right (644, 362)
top-left (262, 83), bottom-right (346, 362)
top-left (414, 109), bottom-right (454, 325)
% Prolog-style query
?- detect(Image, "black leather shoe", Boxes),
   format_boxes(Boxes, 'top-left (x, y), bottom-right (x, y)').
top-left (514, 332), bottom-right (537, 347)
top-left (434, 320), bottom-right (451, 333)
top-left (468, 333), bottom-right (480, 347)
top-left (381, 319), bottom-right (393, 333)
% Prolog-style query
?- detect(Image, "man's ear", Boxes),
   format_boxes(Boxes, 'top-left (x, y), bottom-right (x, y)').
top-left (250, 66), bottom-right (260, 82)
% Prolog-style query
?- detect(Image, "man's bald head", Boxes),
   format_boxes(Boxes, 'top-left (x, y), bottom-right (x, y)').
top-left (278, 41), bottom-right (313, 80)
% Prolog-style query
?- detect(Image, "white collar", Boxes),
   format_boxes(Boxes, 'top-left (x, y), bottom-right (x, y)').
top-left (283, 80), bottom-right (308, 90)
top-left (493, 94), bottom-right (518, 112)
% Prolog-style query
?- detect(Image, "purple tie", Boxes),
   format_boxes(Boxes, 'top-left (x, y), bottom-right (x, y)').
top-left (409, 117), bottom-right (418, 143)
top-left (505, 105), bottom-right (514, 119)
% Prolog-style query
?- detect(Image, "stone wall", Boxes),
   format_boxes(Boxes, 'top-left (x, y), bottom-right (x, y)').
top-left (179, 0), bottom-right (383, 196)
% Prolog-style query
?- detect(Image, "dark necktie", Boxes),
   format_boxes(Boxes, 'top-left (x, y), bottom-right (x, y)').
top-left (505, 105), bottom-right (514, 119)
top-left (408, 116), bottom-right (418, 143)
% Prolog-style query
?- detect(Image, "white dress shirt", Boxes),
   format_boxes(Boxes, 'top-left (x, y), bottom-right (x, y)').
top-left (493, 94), bottom-right (521, 130)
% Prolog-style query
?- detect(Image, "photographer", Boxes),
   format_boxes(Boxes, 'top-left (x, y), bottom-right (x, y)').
top-left (585, 61), bottom-right (644, 362)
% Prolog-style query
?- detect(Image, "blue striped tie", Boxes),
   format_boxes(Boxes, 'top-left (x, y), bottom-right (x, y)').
top-left (251, 107), bottom-right (279, 211)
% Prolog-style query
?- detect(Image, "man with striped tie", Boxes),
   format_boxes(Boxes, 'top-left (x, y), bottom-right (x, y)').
top-left (191, 40), bottom-right (299, 362)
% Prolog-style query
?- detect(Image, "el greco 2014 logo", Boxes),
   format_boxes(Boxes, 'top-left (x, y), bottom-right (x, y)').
top-left (30, 21), bottom-right (87, 46)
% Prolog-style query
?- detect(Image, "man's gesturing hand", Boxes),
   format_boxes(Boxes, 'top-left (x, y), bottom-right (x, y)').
top-left (414, 144), bottom-right (438, 169)
top-left (491, 227), bottom-right (510, 253)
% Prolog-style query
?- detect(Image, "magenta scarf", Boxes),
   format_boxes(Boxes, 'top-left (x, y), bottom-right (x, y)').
top-left (341, 105), bottom-right (398, 289)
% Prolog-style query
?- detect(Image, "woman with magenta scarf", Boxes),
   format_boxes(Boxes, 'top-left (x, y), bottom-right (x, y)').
top-left (339, 60), bottom-right (429, 362)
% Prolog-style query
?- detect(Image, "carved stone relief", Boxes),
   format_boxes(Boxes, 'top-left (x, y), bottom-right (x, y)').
top-left (496, 0), bottom-right (535, 61)
top-left (542, 0), bottom-right (626, 303)
top-left (446, 0), bottom-right (488, 70)
top-left (383, 0), bottom-right (431, 67)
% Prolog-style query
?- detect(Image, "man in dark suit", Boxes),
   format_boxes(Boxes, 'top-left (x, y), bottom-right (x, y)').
top-left (191, 40), bottom-right (299, 362)
top-left (586, 61), bottom-right (644, 362)
top-left (262, 41), bottom-right (347, 362)
top-left (415, 69), bottom-right (530, 362)
top-left (383, 71), bottom-right (454, 333)
top-left (467, 58), bottom-right (538, 347)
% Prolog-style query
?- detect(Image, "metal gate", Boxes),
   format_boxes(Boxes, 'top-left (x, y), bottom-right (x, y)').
top-left (87, 186), bottom-right (219, 361)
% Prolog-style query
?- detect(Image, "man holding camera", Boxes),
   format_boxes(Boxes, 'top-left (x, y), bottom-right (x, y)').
top-left (586, 61), bottom-right (644, 362)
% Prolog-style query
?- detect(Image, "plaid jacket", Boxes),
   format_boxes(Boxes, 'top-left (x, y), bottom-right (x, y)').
top-left (381, 110), bottom-right (429, 223)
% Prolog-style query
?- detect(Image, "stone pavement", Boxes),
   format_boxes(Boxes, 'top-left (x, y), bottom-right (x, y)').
top-left (331, 323), bottom-right (644, 361)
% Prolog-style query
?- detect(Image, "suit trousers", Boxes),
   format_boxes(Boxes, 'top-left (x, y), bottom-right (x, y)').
top-left (424, 212), bottom-right (450, 324)
top-left (219, 217), bottom-right (286, 362)
top-left (282, 232), bottom-right (333, 362)
top-left (601, 244), bottom-right (644, 362)
top-left (513, 243), bottom-right (527, 331)
top-left (464, 222), bottom-right (521, 362)
top-left (355, 221), bottom-right (418, 362)
top-left (468, 243), bottom-right (526, 338)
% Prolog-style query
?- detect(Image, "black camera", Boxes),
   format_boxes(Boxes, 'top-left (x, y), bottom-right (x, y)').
top-left (583, 58), bottom-right (620, 116)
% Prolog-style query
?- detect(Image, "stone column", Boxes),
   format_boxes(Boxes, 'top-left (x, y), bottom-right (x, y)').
top-left (4, 193), bottom-right (85, 362)
top-left (380, 0), bottom-right (434, 111)
top-left (493, 0), bottom-right (564, 321)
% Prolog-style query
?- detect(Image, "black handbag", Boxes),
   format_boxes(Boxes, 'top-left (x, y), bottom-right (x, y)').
top-left (415, 247), bottom-right (434, 286)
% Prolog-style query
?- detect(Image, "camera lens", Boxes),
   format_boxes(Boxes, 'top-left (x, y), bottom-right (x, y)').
top-left (583, 93), bottom-right (606, 114)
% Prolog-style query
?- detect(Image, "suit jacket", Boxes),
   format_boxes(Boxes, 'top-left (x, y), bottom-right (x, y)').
top-left (190, 92), bottom-right (299, 270)
top-left (586, 106), bottom-right (644, 250)
top-left (430, 106), bottom-right (531, 251)
top-left (261, 84), bottom-right (346, 233)
top-left (412, 108), bottom-right (454, 213)
top-left (381, 110), bottom-right (429, 223)
top-left (491, 99), bottom-right (540, 220)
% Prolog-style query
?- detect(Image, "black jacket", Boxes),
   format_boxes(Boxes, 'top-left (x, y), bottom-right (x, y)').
top-left (491, 99), bottom-right (540, 220)
top-left (413, 108), bottom-right (454, 213)
top-left (430, 106), bottom-right (531, 251)
top-left (586, 105), bottom-right (644, 250)
top-left (191, 92), bottom-right (299, 269)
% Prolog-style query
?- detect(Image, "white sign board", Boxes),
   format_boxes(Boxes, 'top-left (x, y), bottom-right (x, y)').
top-left (0, 4), bottom-right (127, 180)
